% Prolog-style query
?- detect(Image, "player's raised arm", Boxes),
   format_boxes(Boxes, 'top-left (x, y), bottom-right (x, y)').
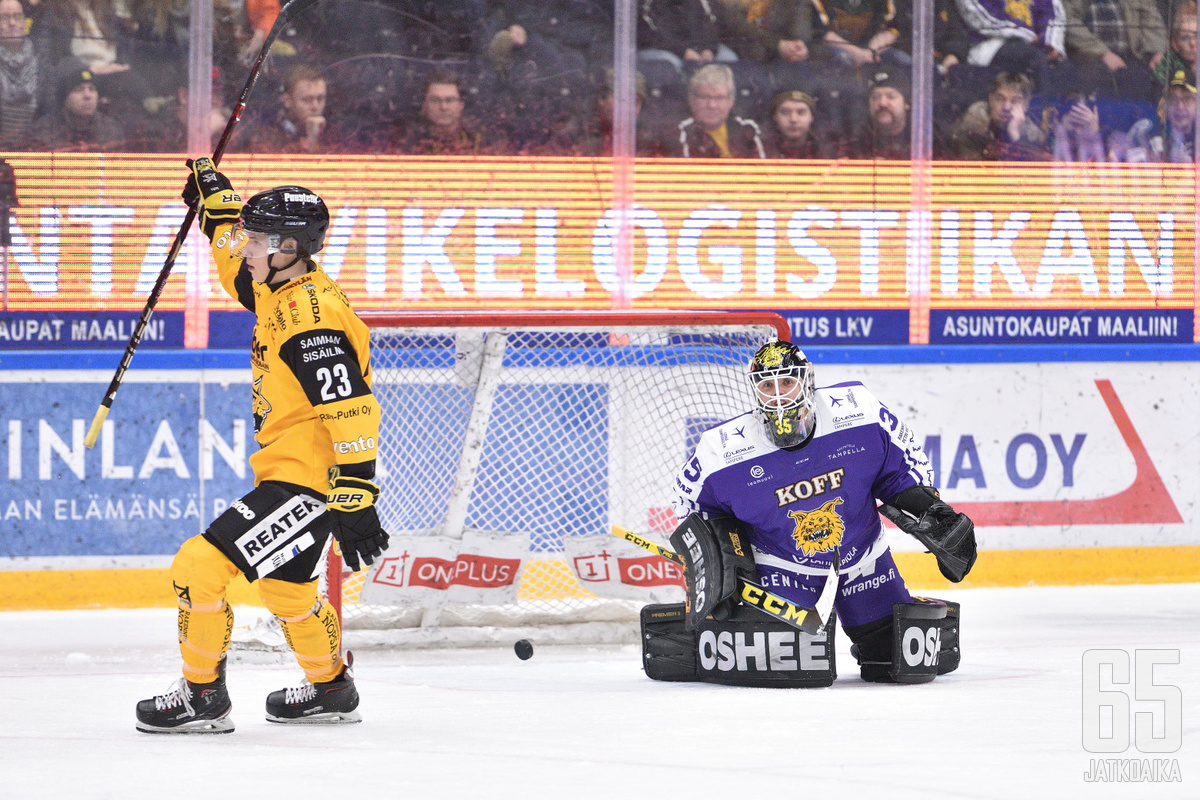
top-left (182, 158), bottom-right (255, 311)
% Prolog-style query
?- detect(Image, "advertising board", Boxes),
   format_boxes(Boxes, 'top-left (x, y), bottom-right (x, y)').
top-left (1, 156), bottom-right (1193, 346)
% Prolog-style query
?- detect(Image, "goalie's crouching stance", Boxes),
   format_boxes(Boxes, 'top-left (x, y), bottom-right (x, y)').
top-left (135, 160), bottom-right (389, 733)
top-left (644, 342), bottom-right (976, 688)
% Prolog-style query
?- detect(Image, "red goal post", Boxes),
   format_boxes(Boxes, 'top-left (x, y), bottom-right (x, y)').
top-left (323, 310), bottom-right (790, 647)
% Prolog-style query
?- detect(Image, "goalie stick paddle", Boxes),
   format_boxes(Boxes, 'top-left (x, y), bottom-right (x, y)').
top-left (611, 525), bottom-right (831, 635)
top-left (83, 0), bottom-right (322, 449)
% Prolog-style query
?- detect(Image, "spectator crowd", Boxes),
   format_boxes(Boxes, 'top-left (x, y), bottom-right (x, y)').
top-left (0, 0), bottom-right (1196, 161)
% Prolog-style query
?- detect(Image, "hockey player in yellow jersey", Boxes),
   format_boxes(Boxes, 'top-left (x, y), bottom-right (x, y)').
top-left (136, 158), bottom-right (389, 734)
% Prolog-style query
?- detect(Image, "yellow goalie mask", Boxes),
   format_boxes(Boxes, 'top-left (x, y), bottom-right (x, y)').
top-left (747, 341), bottom-right (816, 448)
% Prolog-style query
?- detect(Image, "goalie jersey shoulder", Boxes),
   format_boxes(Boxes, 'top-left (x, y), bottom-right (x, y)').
top-left (818, 380), bottom-right (935, 486)
top-left (811, 381), bottom-right (883, 437)
top-left (673, 412), bottom-right (773, 517)
top-left (692, 412), bottom-right (777, 470)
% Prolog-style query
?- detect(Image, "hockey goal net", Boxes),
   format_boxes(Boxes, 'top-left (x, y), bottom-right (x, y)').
top-left (326, 311), bottom-right (788, 647)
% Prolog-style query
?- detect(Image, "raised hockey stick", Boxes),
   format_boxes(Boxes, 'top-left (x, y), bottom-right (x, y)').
top-left (611, 525), bottom-right (835, 635)
top-left (83, 0), bottom-right (322, 449)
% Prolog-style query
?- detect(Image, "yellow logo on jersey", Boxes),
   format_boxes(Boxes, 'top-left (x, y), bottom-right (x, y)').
top-left (252, 376), bottom-right (272, 433)
top-left (788, 498), bottom-right (845, 556)
top-left (1004, 0), bottom-right (1032, 25)
top-left (250, 332), bottom-right (269, 371)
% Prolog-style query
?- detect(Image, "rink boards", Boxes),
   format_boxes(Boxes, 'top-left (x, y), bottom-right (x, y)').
top-left (0, 345), bottom-right (1197, 610)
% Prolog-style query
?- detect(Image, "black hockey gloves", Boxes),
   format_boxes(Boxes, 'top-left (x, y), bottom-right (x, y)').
top-left (878, 496), bottom-right (977, 583)
top-left (327, 467), bottom-right (390, 572)
top-left (182, 158), bottom-right (242, 240)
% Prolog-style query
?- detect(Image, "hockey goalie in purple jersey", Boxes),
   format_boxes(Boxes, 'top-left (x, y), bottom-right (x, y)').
top-left (641, 341), bottom-right (976, 687)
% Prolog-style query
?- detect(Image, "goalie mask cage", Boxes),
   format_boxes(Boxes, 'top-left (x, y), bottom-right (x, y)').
top-left (324, 311), bottom-right (789, 648)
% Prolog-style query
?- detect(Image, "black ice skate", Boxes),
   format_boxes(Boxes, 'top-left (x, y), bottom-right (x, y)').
top-left (135, 659), bottom-right (233, 734)
top-left (265, 652), bottom-right (361, 724)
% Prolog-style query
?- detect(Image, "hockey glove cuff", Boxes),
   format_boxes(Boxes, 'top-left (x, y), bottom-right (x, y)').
top-left (879, 501), bottom-right (977, 583)
top-left (327, 467), bottom-right (389, 573)
top-left (183, 158), bottom-right (241, 240)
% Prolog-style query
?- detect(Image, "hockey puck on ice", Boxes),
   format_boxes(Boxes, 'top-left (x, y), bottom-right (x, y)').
top-left (514, 639), bottom-right (534, 660)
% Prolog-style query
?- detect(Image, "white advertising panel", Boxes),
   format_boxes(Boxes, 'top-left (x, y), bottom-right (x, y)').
top-left (808, 361), bottom-right (1199, 551)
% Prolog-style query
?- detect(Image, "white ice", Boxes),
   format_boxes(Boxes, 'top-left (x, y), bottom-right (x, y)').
top-left (2, 584), bottom-right (1197, 800)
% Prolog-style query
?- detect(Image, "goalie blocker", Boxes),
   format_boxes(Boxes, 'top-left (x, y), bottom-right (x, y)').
top-left (668, 514), bottom-right (756, 630)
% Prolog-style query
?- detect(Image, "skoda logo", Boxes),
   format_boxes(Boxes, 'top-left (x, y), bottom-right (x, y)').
top-left (750, 466), bottom-right (764, 478)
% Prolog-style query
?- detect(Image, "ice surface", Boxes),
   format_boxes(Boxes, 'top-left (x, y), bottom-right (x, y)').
top-left (1, 584), bottom-right (1197, 800)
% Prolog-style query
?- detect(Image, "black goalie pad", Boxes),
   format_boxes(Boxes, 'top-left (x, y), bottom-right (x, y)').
top-left (669, 516), bottom-right (722, 630)
top-left (640, 604), bottom-right (697, 681)
top-left (668, 514), bottom-right (756, 630)
top-left (641, 602), bottom-right (837, 688)
top-left (919, 596), bottom-right (961, 675)
top-left (847, 597), bottom-right (958, 683)
top-left (888, 600), bottom-right (947, 683)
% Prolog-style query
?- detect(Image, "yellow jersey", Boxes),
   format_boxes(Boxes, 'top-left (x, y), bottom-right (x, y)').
top-left (211, 222), bottom-right (381, 493)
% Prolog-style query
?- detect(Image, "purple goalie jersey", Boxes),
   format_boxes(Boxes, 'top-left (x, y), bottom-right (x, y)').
top-left (672, 381), bottom-right (935, 581)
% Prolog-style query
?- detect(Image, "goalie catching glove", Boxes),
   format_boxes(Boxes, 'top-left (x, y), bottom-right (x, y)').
top-left (182, 157), bottom-right (242, 240)
top-left (878, 487), bottom-right (977, 582)
top-left (327, 467), bottom-right (390, 572)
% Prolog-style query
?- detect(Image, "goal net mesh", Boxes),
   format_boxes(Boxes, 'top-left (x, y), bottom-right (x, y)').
top-left (333, 313), bottom-right (783, 646)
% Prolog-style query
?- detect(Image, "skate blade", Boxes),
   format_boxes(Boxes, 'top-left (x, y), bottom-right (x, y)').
top-left (265, 709), bottom-right (362, 724)
top-left (135, 716), bottom-right (235, 734)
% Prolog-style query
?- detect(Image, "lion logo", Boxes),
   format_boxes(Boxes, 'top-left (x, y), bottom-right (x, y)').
top-left (1004, 0), bottom-right (1032, 25)
top-left (788, 498), bottom-right (845, 556)
top-left (755, 342), bottom-right (791, 369)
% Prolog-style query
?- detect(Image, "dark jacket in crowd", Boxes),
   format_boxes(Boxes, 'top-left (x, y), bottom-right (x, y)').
top-left (671, 115), bottom-right (767, 157)
top-left (638, 0), bottom-right (721, 57)
top-left (763, 127), bottom-right (842, 158)
top-left (893, 0), bottom-right (972, 62)
top-left (396, 116), bottom-right (492, 155)
top-left (852, 121), bottom-right (911, 159)
top-left (810, 0), bottom-right (897, 48)
top-left (485, 0), bottom-right (613, 62)
top-left (716, 0), bottom-right (819, 62)
top-left (27, 107), bottom-right (126, 151)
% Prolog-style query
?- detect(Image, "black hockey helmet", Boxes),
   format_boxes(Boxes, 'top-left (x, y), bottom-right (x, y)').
top-left (239, 185), bottom-right (329, 256)
top-left (747, 341), bottom-right (816, 448)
